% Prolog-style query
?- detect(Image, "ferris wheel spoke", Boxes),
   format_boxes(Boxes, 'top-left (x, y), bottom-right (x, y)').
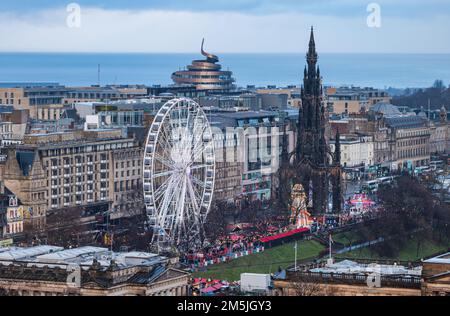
top-left (153, 175), bottom-right (176, 203)
top-left (174, 176), bottom-right (188, 229)
top-left (189, 164), bottom-right (210, 170)
top-left (154, 153), bottom-right (174, 169)
top-left (190, 175), bottom-right (205, 188)
top-left (153, 170), bottom-right (176, 178)
top-left (158, 186), bottom-right (175, 229)
top-left (186, 177), bottom-right (201, 216)
top-left (176, 101), bottom-right (186, 130)
top-left (189, 180), bottom-right (203, 208)
top-left (192, 134), bottom-right (210, 162)
top-left (159, 124), bottom-right (174, 148)
top-left (192, 125), bottom-right (208, 149)
top-left (158, 176), bottom-right (181, 229)
top-left (184, 108), bottom-right (194, 136)
top-left (192, 145), bottom-right (206, 163)
top-left (192, 133), bottom-right (205, 152)
top-left (159, 125), bottom-right (176, 156)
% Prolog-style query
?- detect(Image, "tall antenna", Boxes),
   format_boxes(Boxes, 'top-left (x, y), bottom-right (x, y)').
top-left (428, 98), bottom-right (431, 120)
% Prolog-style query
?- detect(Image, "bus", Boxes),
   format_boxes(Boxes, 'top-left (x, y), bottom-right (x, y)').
top-left (430, 160), bottom-right (444, 171)
top-left (378, 176), bottom-right (394, 186)
top-left (362, 180), bottom-right (380, 193)
top-left (414, 166), bottom-right (431, 176)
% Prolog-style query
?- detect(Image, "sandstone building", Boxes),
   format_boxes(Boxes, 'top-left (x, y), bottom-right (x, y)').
top-left (2, 129), bottom-right (144, 226)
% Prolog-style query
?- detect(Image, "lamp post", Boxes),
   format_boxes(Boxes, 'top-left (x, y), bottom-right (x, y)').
top-left (294, 241), bottom-right (298, 271)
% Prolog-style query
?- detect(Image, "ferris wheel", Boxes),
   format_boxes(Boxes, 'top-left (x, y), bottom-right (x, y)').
top-left (143, 98), bottom-right (215, 251)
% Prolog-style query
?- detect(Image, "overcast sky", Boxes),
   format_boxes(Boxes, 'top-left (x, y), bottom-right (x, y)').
top-left (0, 0), bottom-right (449, 53)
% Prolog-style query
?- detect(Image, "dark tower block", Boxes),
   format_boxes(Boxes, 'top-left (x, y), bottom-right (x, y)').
top-left (295, 27), bottom-right (341, 215)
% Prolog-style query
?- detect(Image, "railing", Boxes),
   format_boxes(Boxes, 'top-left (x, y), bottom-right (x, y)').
top-left (334, 257), bottom-right (422, 267)
top-left (183, 246), bottom-right (266, 271)
top-left (286, 271), bottom-right (421, 289)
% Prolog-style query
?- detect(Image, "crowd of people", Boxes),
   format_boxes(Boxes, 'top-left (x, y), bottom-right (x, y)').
top-left (181, 198), bottom-right (386, 270)
top-left (340, 193), bottom-right (382, 226)
top-left (181, 216), bottom-right (288, 269)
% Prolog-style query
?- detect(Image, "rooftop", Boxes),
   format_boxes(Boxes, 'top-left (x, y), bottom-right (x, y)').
top-left (0, 82), bottom-right (62, 89)
top-left (384, 115), bottom-right (428, 129)
top-left (371, 102), bottom-right (402, 117)
top-left (0, 245), bottom-right (63, 261)
top-left (309, 260), bottom-right (422, 276)
top-left (0, 245), bottom-right (168, 270)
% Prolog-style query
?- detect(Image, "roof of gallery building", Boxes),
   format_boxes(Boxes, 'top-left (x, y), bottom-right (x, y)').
top-left (0, 246), bottom-right (190, 295)
top-left (0, 245), bottom-right (167, 270)
top-left (384, 115), bottom-right (428, 129)
top-left (371, 102), bottom-right (402, 117)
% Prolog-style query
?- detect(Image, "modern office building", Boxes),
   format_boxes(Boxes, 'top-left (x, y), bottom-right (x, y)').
top-left (326, 87), bottom-right (391, 115)
top-left (199, 94), bottom-right (260, 111)
top-left (210, 110), bottom-right (296, 202)
top-left (0, 83), bottom-right (68, 119)
top-left (147, 84), bottom-right (208, 99)
top-left (64, 85), bottom-right (148, 104)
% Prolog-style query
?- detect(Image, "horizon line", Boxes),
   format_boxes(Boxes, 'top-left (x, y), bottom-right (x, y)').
top-left (1, 51), bottom-right (450, 55)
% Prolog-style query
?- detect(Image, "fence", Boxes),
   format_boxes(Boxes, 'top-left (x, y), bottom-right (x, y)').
top-left (186, 246), bottom-right (265, 271)
top-left (286, 271), bottom-right (421, 289)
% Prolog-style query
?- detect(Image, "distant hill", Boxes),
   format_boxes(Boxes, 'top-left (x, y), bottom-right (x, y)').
top-left (392, 81), bottom-right (450, 110)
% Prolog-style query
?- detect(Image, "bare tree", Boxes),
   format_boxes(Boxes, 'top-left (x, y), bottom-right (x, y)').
top-left (290, 277), bottom-right (323, 296)
top-left (204, 200), bottom-right (228, 242)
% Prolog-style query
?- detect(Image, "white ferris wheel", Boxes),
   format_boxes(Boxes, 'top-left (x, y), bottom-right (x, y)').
top-left (143, 98), bottom-right (215, 251)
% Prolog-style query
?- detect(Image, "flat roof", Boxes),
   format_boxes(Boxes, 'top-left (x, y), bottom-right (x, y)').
top-left (310, 260), bottom-right (422, 276)
top-left (0, 245), bottom-right (63, 261)
top-left (0, 82), bottom-right (61, 88)
top-left (0, 245), bottom-right (167, 270)
top-left (36, 246), bottom-right (108, 263)
top-left (218, 111), bottom-right (278, 120)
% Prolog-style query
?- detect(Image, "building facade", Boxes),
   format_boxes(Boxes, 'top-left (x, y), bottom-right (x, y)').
top-left (2, 130), bottom-right (143, 226)
top-left (330, 135), bottom-right (374, 168)
top-left (3, 195), bottom-right (24, 237)
top-left (0, 83), bottom-right (67, 119)
top-left (64, 85), bottom-right (148, 104)
top-left (429, 107), bottom-right (449, 155)
top-left (211, 111), bottom-right (288, 202)
top-left (172, 39), bottom-right (235, 93)
top-left (326, 87), bottom-right (391, 115)
top-left (0, 246), bottom-right (190, 296)
top-left (274, 253), bottom-right (450, 296)
top-left (385, 116), bottom-right (431, 170)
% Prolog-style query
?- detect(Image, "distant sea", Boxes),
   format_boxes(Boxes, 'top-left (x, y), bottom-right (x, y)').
top-left (0, 53), bottom-right (449, 89)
